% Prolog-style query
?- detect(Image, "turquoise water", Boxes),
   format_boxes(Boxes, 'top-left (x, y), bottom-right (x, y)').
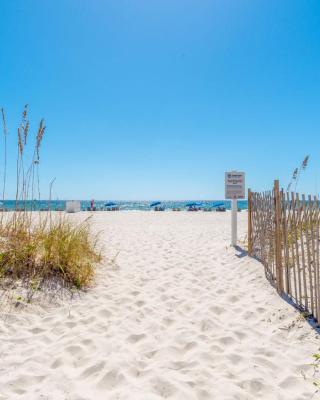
top-left (0, 200), bottom-right (248, 211)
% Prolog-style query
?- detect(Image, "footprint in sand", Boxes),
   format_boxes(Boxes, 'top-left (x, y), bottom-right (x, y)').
top-left (80, 360), bottom-right (105, 379)
top-left (184, 341), bottom-right (198, 352)
top-left (49, 356), bottom-right (63, 368)
top-left (29, 326), bottom-right (45, 334)
top-left (227, 353), bottom-right (243, 365)
top-left (210, 305), bottom-right (224, 315)
top-left (162, 317), bottom-right (175, 327)
top-left (127, 333), bottom-right (146, 343)
top-left (219, 336), bottom-right (236, 346)
top-left (97, 368), bottom-right (125, 390)
top-left (238, 378), bottom-right (268, 395)
top-left (151, 377), bottom-right (177, 398)
top-left (227, 295), bottom-right (239, 304)
top-left (97, 308), bottom-right (112, 318)
top-left (65, 345), bottom-right (84, 357)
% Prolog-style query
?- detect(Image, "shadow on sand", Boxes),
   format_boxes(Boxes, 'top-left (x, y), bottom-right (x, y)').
top-left (238, 246), bottom-right (320, 334)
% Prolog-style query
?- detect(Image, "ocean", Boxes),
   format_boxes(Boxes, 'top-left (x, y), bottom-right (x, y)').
top-left (0, 200), bottom-right (248, 211)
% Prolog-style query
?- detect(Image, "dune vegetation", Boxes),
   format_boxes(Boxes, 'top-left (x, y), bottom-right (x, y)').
top-left (0, 106), bottom-right (101, 305)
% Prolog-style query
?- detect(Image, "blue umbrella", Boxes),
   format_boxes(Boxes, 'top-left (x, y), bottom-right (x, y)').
top-left (186, 202), bottom-right (201, 207)
top-left (213, 202), bottom-right (224, 208)
top-left (150, 201), bottom-right (161, 207)
top-left (105, 202), bottom-right (117, 207)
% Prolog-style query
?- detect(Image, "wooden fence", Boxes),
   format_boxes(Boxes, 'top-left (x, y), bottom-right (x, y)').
top-left (248, 180), bottom-right (320, 322)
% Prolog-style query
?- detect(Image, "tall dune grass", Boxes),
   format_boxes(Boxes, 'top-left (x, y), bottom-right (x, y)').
top-left (286, 155), bottom-right (310, 192)
top-left (0, 106), bottom-right (101, 305)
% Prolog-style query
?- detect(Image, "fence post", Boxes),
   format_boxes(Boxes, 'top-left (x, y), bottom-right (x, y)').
top-left (248, 189), bottom-right (252, 256)
top-left (274, 180), bottom-right (284, 293)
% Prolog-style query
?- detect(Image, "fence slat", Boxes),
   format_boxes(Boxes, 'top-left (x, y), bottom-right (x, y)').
top-left (249, 182), bottom-right (320, 321)
top-left (248, 189), bottom-right (252, 256)
top-left (274, 180), bottom-right (283, 293)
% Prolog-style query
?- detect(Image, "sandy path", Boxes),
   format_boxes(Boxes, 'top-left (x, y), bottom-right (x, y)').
top-left (0, 212), bottom-right (319, 399)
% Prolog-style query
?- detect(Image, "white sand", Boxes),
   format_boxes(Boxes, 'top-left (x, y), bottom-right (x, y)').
top-left (0, 212), bottom-right (319, 400)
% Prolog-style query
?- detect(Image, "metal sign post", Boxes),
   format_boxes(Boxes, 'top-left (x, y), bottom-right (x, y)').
top-left (225, 171), bottom-right (245, 247)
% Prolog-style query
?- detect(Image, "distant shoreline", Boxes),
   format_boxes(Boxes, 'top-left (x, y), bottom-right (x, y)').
top-left (0, 200), bottom-right (248, 211)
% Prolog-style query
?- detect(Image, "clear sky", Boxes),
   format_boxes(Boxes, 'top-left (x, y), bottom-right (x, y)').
top-left (0, 0), bottom-right (319, 200)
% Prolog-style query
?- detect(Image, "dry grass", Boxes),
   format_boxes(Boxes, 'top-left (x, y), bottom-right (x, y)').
top-left (0, 106), bottom-right (102, 306)
top-left (0, 213), bottom-right (101, 291)
top-left (287, 155), bottom-right (310, 192)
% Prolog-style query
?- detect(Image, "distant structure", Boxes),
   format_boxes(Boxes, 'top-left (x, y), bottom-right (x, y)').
top-left (66, 201), bottom-right (81, 213)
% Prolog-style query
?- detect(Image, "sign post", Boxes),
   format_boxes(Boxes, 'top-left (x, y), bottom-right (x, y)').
top-left (231, 198), bottom-right (237, 246)
top-left (225, 171), bottom-right (245, 247)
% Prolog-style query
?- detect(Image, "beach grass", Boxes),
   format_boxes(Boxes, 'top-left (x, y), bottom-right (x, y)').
top-left (0, 106), bottom-right (101, 303)
top-left (0, 213), bottom-right (101, 291)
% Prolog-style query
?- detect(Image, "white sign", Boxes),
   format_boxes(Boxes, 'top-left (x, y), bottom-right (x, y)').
top-left (225, 171), bottom-right (245, 199)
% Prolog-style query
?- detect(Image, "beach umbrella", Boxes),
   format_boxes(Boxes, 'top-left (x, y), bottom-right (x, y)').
top-left (150, 201), bottom-right (161, 207)
top-left (105, 202), bottom-right (117, 207)
top-left (186, 202), bottom-right (201, 207)
top-left (213, 202), bottom-right (224, 208)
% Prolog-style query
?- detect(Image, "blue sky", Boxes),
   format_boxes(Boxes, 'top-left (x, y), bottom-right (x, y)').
top-left (0, 0), bottom-right (319, 200)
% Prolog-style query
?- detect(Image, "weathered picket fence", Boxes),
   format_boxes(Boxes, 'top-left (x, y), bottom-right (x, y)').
top-left (248, 180), bottom-right (320, 322)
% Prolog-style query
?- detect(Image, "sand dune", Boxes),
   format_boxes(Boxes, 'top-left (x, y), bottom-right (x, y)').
top-left (0, 212), bottom-right (319, 399)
